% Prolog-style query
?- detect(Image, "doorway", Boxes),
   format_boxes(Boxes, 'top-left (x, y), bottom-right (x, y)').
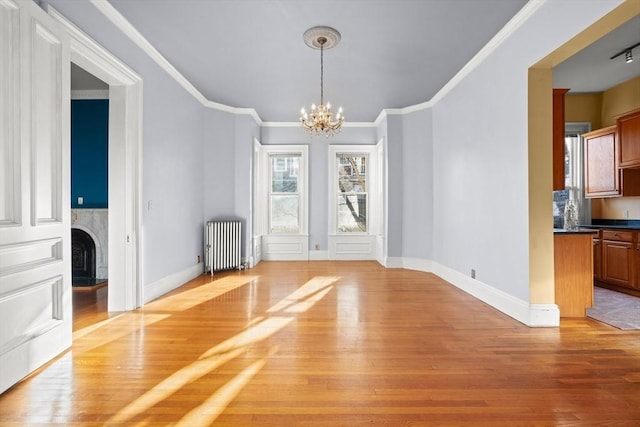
top-left (49, 8), bottom-right (144, 313)
top-left (70, 63), bottom-right (110, 326)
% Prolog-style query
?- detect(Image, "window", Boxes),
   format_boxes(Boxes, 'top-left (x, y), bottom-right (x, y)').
top-left (328, 143), bottom-right (381, 261)
top-left (336, 154), bottom-right (368, 232)
top-left (254, 144), bottom-right (308, 237)
top-left (253, 142), bottom-right (309, 261)
top-left (270, 154), bottom-right (300, 233)
top-left (552, 123), bottom-right (591, 228)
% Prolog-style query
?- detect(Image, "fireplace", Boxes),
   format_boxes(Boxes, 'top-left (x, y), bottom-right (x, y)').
top-left (72, 228), bottom-right (95, 280)
top-left (71, 209), bottom-right (108, 286)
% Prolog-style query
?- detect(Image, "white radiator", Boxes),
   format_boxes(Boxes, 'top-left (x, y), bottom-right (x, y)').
top-left (205, 220), bottom-right (242, 274)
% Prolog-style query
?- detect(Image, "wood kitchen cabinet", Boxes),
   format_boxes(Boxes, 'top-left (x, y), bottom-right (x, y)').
top-left (554, 231), bottom-right (594, 317)
top-left (636, 240), bottom-right (640, 289)
top-left (593, 231), bottom-right (601, 281)
top-left (583, 126), bottom-right (640, 197)
top-left (617, 108), bottom-right (640, 168)
top-left (601, 230), bottom-right (636, 289)
top-left (553, 89), bottom-right (569, 191)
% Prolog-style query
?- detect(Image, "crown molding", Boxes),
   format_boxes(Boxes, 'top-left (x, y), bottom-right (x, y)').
top-left (89, 0), bottom-right (544, 128)
top-left (429, 0), bottom-right (546, 105)
top-left (89, 0), bottom-right (264, 125)
top-left (89, 0), bottom-right (210, 102)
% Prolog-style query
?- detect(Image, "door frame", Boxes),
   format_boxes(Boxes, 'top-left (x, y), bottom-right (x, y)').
top-left (48, 6), bottom-right (143, 311)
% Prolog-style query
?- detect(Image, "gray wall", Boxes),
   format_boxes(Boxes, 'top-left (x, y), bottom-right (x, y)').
top-left (430, 0), bottom-right (623, 302)
top-left (401, 109), bottom-right (433, 260)
top-left (203, 108), bottom-right (236, 221)
top-left (384, 115), bottom-right (403, 258)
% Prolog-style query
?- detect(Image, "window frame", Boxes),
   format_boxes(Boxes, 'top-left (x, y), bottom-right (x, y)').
top-left (269, 153), bottom-right (301, 233)
top-left (328, 145), bottom-right (378, 236)
top-left (256, 145), bottom-right (309, 236)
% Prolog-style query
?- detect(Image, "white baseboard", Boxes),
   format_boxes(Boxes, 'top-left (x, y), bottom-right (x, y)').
top-left (397, 257), bottom-right (559, 327)
top-left (384, 256), bottom-right (404, 268)
top-left (144, 263), bottom-right (204, 304)
top-left (400, 257), bottom-right (433, 272)
top-left (528, 304), bottom-right (561, 327)
top-left (309, 250), bottom-right (328, 260)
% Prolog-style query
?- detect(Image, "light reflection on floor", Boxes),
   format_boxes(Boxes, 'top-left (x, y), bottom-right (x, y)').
top-left (105, 275), bottom-right (340, 425)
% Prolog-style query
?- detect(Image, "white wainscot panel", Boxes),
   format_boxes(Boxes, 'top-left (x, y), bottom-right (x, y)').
top-left (0, 276), bottom-right (63, 354)
top-left (262, 235), bottom-right (309, 261)
top-left (329, 235), bottom-right (377, 260)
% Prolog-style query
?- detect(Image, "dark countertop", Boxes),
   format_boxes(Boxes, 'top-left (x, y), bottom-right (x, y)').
top-left (580, 225), bottom-right (640, 230)
top-left (579, 219), bottom-right (640, 230)
top-left (554, 228), bottom-right (599, 234)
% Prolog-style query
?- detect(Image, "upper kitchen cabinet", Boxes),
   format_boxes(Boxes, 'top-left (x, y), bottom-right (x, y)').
top-left (553, 89), bottom-right (570, 191)
top-left (583, 125), bottom-right (640, 198)
top-left (617, 108), bottom-right (640, 168)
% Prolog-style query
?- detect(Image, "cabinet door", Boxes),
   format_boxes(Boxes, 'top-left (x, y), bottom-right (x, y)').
top-left (552, 89), bottom-right (569, 191)
top-left (636, 242), bottom-right (640, 289)
top-left (593, 238), bottom-right (601, 281)
top-left (602, 240), bottom-right (634, 288)
top-left (584, 126), bottom-right (619, 197)
top-left (617, 109), bottom-right (640, 168)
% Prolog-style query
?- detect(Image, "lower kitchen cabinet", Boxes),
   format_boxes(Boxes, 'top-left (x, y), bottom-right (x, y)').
top-left (600, 229), bottom-right (638, 291)
top-left (636, 241), bottom-right (640, 288)
top-left (554, 232), bottom-right (595, 317)
top-left (593, 232), bottom-right (601, 281)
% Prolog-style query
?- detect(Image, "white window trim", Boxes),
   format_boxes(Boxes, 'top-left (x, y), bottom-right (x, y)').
top-left (254, 143), bottom-right (309, 261)
top-left (328, 145), bottom-right (379, 260)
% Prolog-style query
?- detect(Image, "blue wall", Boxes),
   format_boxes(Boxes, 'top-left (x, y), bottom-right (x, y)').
top-left (71, 99), bottom-right (108, 208)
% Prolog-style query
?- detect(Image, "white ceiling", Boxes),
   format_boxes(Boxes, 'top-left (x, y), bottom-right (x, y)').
top-left (71, 1), bottom-right (639, 121)
top-left (106, 0), bottom-right (528, 122)
top-left (553, 14), bottom-right (640, 93)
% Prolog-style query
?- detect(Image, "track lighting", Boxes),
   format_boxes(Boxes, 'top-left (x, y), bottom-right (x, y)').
top-left (610, 41), bottom-right (639, 64)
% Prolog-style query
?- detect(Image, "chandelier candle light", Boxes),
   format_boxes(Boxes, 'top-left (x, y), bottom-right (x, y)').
top-left (300, 26), bottom-right (344, 137)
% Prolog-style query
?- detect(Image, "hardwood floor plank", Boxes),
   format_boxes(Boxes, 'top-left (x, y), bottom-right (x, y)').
top-left (1, 261), bottom-right (639, 425)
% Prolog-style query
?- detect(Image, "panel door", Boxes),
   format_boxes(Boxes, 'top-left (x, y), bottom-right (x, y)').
top-left (0, 0), bottom-right (71, 393)
top-left (584, 126), bottom-right (619, 198)
top-left (602, 240), bottom-right (634, 289)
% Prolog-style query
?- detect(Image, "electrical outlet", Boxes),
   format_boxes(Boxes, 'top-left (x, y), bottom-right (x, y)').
top-left (197, 255), bottom-right (200, 263)
top-left (623, 210), bottom-right (629, 218)
top-left (315, 244), bottom-right (320, 250)
top-left (471, 269), bottom-right (476, 279)
top-left (77, 196), bottom-right (83, 205)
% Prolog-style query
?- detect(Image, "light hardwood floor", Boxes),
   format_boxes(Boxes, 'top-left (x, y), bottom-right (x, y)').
top-left (1, 261), bottom-right (639, 426)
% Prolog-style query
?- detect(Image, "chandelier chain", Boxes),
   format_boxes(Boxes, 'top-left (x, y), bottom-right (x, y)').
top-left (320, 42), bottom-right (324, 106)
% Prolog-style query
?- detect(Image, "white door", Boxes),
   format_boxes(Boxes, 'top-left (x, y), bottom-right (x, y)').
top-left (0, 0), bottom-right (71, 393)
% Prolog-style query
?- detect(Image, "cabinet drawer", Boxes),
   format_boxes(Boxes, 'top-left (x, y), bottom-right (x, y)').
top-left (602, 230), bottom-right (634, 242)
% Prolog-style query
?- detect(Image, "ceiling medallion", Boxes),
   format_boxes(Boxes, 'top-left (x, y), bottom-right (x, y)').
top-left (299, 26), bottom-right (344, 137)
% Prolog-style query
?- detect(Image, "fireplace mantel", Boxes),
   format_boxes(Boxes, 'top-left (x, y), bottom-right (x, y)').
top-left (71, 209), bottom-right (108, 280)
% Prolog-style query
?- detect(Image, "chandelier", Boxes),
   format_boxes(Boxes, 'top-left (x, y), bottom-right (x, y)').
top-left (300, 26), bottom-right (344, 137)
